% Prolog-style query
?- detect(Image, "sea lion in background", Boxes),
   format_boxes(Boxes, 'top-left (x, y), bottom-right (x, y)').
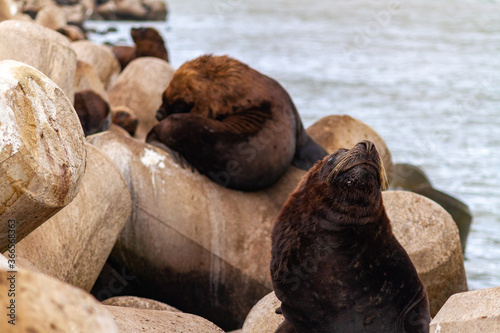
top-left (112, 27), bottom-right (169, 70)
top-left (74, 90), bottom-right (111, 136)
top-left (147, 54), bottom-right (328, 191)
top-left (270, 141), bottom-right (430, 333)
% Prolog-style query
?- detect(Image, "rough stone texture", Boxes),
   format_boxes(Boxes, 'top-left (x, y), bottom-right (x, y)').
top-left (430, 287), bottom-right (500, 333)
top-left (383, 190), bottom-right (468, 317)
top-left (241, 292), bottom-right (284, 333)
top-left (75, 60), bottom-right (109, 103)
top-left (71, 40), bottom-right (121, 89)
top-left (307, 115), bottom-right (394, 181)
top-left (87, 130), bottom-right (306, 330)
top-left (0, 60), bottom-right (85, 253)
top-left (12, 143), bottom-right (131, 291)
top-left (35, 4), bottom-right (66, 30)
top-left (412, 186), bottom-right (472, 252)
top-left (105, 306), bottom-right (225, 333)
top-left (0, 269), bottom-right (119, 332)
top-left (102, 296), bottom-right (181, 312)
top-left (107, 57), bottom-right (174, 140)
top-left (0, 20), bottom-right (77, 102)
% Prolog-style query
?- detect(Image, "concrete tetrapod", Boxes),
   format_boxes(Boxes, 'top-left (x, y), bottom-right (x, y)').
top-left (0, 60), bottom-right (85, 252)
top-left (107, 57), bottom-right (174, 140)
top-left (430, 287), bottom-right (500, 332)
top-left (87, 130), bottom-right (306, 330)
top-left (12, 143), bottom-right (131, 292)
top-left (0, 20), bottom-right (77, 103)
top-left (0, 268), bottom-right (118, 332)
top-left (105, 306), bottom-right (224, 333)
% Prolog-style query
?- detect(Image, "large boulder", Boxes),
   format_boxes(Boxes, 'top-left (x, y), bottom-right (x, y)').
top-left (107, 57), bottom-right (174, 140)
top-left (0, 60), bottom-right (85, 253)
top-left (105, 306), bottom-right (224, 333)
top-left (430, 287), bottom-right (500, 332)
top-left (103, 296), bottom-right (181, 312)
top-left (12, 144), bottom-right (131, 291)
top-left (384, 191), bottom-right (468, 316)
top-left (87, 130), bottom-right (306, 330)
top-left (0, 20), bottom-right (77, 102)
top-left (34, 4), bottom-right (66, 30)
top-left (307, 115), bottom-right (394, 181)
top-left (0, 268), bottom-right (118, 332)
top-left (71, 40), bottom-right (121, 89)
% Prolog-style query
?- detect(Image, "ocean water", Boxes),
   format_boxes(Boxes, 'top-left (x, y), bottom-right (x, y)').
top-left (86, 0), bottom-right (500, 291)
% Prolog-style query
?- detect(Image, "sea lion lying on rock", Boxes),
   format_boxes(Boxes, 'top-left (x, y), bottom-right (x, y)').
top-left (270, 141), bottom-right (430, 333)
top-left (147, 54), bottom-right (327, 190)
top-left (112, 27), bottom-right (169, 70)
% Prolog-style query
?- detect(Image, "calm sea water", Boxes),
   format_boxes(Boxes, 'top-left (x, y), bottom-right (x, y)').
top-left (86, 0), bottom-right (500, 291)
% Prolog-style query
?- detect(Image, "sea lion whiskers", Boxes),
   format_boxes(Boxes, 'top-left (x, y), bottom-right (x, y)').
top-left (325, 152), bottom-right (358, 184)
top-left (325, 148), bottom-right (388, 191)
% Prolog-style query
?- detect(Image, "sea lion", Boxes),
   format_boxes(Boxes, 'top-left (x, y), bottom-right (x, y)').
top-left (112, 27), bottom-right (169, 70)
top-left (147, 54), bottom-right (327, 191)
top-left (74, 89), bottom-right (111, 136)
top-left (270, 140), bottom-right (430, 333)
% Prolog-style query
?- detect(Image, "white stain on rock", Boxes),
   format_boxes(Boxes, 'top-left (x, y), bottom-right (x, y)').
top-left (140, 148), bottom-right (166, 169)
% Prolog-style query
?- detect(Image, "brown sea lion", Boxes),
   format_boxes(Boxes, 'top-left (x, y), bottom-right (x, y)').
top-left (270, 141), bottom-right (430, 333)
top-left (112, 27), bottom-right (169, 70)
top-left (74, 89), bottom-right (111, 136)
top-left (147, 54), bottom-right (328, 190)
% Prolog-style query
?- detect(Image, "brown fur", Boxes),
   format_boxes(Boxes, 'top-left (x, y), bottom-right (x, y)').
top-left (131, 27), bottom-right (169, 62)
top-left (112, 106), bottom-right (139, 136)
top-left (74, 90), bottom-right (111, 136)
top-left (112, 27), bottom-right (169, 70)
top-left (271, 141), bottom-right (430, 333)
top-left (148, 55), bottom-right (327, 190)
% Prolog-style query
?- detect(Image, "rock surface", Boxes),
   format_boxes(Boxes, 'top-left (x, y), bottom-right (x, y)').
top-left (0, 19), bottom-right (77, 102)
top-left (0, 59), bottom-right (85, 253)
top-left (103, 296), bottom-right (181, 312)
top-left (71, 40), bottom-right (121, 89)
top-left (107, 57), bottom-right (174, 140)
top-left (105, 306), bottom-right (225, 333)
top-left (75, 60), bottom-right (109, 103)
top-left (307, 115), bottom-right (394, 181)
top-left (34, 4), bottom-right (66, 30)
top-left (384, 190), bottom-right (468, 317)
top-left (430, 287), bottom-right (500, 332)
top-left (241, 292), bottom-right (283, 333)
top-left (12, 143), bottom-right (131, 291)
top-left (87, 130), bottom-right (306, 330)
top-left (0, 268), bottom-right (119, 332)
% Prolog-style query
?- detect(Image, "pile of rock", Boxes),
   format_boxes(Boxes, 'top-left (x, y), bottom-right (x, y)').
top-left (0, 14), bottom-right (488, 333)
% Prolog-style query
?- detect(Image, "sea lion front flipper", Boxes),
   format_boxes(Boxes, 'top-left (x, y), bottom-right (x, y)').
top-left (289, 104), bottom-right (327, 170)
top-left (292, 133), bottom-right (328, 170)
top-left (403, 293), bottom-right (430, 333)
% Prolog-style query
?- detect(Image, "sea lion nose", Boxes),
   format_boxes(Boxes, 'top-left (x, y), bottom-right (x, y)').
top-left (359, 140), bottom-right (375, 154)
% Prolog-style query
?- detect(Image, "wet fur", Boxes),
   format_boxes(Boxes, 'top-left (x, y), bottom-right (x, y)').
top-left (270, 141), bottom-right (430, 333)
top-left (148, 55), bottom-right (327, 190)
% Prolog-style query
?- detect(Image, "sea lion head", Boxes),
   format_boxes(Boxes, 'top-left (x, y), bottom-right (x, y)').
top-left (301, 140), bottom-right (388, 220)
top-left (156, 55), bottom-right (249, 121)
